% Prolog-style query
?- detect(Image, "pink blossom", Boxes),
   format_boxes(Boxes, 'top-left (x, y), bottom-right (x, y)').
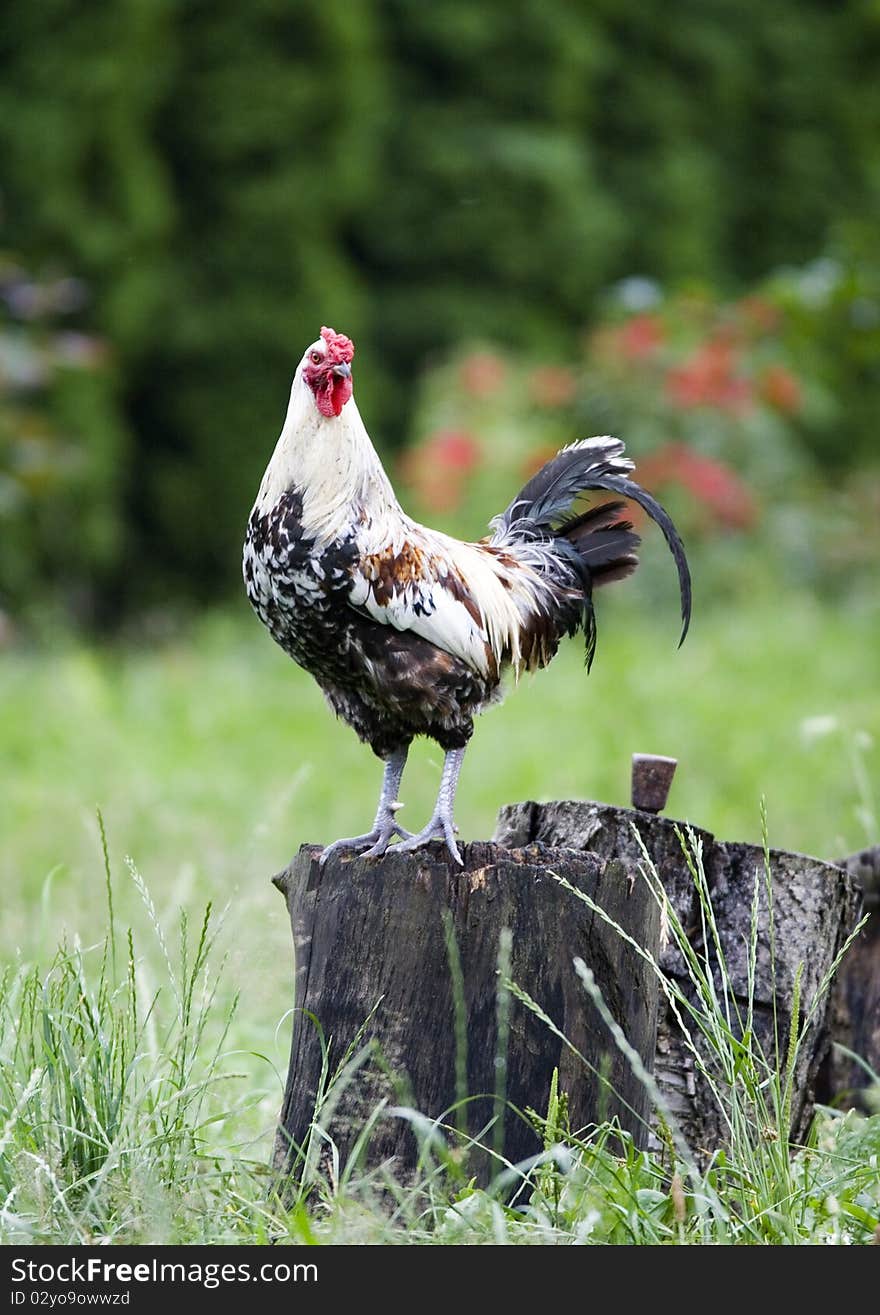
top-left (398, 429), bottom-right (481, 514)
top-left (760, 365), bottom-right (802, 415)
top-left (636, 442), bottom-right (757, 531)
top-left (736, 296), bottom-right (781, 335)
top-left (459, 352), bottom-right (507, 398)
top-left (615, 314), bottom-right (664, 360)
top-left (528, 366), bottom-right (578, 408)
top-left (665, 341), bottom-right (753, 414)
top-left (429, 429), bottom-right (481, 472)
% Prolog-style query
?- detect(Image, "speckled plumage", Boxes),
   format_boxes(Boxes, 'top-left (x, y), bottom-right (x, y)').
top-left (244, 328), bottom-right (691, 863)
top-left (244, 488), bottom-right (505, 757)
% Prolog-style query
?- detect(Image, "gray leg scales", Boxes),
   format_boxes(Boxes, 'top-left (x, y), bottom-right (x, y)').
top-left (393, 746), bottom-right (466, 866)
top-left (319, 749), bottom-right (412, 866)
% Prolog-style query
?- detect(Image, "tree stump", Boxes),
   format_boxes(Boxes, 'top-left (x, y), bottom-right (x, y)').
top-left (824, 845), bottom-right (880, 1107)
top-left (494, 800), bottom-right (861, 1153)
top-left (272, 800), bottom-right (861, 1185)
top-left (273, 839), bottom-right (660, 1181)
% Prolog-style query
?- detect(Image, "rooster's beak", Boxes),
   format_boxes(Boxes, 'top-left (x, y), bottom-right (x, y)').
top-left (331, 362), bottom-right (351, 379)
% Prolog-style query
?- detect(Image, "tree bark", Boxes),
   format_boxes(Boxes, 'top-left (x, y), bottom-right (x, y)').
top-left (273, 838), bottom-right (660, 1182)
top-left (494, 801), bottom-right (861, 1154)
top-left (823, 845), bottom-right (880, 1107)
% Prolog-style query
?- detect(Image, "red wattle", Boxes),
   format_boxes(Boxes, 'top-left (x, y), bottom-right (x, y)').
top-left (331, 374), bottom-right (353, 415)
top-left (315, 373), bottom-right (353, 417)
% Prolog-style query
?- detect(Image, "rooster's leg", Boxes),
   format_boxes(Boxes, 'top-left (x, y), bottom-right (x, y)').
top-left (319, 748), bottom-right (412, 865)
top-left (393, 746), bottom-right (465, 866)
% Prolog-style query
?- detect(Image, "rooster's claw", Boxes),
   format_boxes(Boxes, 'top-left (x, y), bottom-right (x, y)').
top-left (319, 818), bottom-right (412, 867)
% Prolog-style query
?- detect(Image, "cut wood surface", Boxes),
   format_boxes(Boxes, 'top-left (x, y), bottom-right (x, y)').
top-left (273, 838), bottom-right (659, 1179)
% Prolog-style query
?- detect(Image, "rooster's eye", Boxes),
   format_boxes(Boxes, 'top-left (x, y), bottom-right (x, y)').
top-left (310, 352), bottom-right (323, 365)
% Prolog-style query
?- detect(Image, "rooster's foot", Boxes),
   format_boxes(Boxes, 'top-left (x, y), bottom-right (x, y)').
top-left (319, 816), bottom-right (412, 866)
top-left (390, 746), bottom-right (466, 865)
top-left (392, 813), bottom-right (462, 866)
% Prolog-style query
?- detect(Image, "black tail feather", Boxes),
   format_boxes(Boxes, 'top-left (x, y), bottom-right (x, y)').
top-left (493, 437), bottom-right (632, 533)
top-left (493, 439), bottom-right (692, 647)
top-left (556, 498), bottom-right (629, 539)
top-left (578, 472), bottom-right (692, 646)
top-left (572, 527), bottom-right (641, 585)
top-left (560, 518), bottom-right (640, 670)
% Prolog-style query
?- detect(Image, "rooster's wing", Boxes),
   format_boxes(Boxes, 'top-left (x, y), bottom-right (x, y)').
top-left (346, 531), bottom-right (544, 680)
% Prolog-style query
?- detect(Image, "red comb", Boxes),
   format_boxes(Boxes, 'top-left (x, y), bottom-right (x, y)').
top-left (320, 326), bottom-right (355, 365)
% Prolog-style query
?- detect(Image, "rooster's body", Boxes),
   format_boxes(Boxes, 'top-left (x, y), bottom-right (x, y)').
top-left (244, 327), bottom-right (691, 864)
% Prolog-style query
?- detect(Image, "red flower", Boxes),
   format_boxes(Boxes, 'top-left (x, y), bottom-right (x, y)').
top-left (736, 296), bottom-right (781, 335)
top-left (665, 366), bottom-right (703, 409)
top-left (760, 365), bottom-right (802, 415)
top-left (528, 366), bottom-right (578, 408)
top-left (398, 430), bottom-right (481, 515)
top-left (665, 341), bottom-right (753, 414)
top-left (636, 442), bottom-right (757, 531)
top-left (459, 352), bottom-right (507, 398)
top-left (404, 470), bottom-right (463, 513)
top-left (429, 429), bottom-right (481, 472)
top-left (615, 313), bottom-right (664, 360)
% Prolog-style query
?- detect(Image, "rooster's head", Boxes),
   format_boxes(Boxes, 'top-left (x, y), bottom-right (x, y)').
top-left (301, 326), bottom-right (354, 418)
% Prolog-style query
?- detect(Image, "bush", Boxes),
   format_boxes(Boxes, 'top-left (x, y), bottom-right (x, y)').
top-left (0, 255), bottom-right (127, 623)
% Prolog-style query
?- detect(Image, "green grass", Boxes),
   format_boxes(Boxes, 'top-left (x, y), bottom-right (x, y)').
top-left (1, 585), bottom-right (878, 1242)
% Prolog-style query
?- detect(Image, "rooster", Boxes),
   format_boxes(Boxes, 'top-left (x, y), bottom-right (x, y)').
top-left (244, 326), bottom-right (691, 865)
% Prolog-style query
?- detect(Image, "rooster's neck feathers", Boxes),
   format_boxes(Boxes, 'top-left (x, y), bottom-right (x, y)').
top-left (254, 370), bottom-right (400, 546)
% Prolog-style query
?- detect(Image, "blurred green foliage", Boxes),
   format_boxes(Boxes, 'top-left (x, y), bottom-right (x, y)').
top-left (1, 0), bottom-right (878, 618)
top-left (0, 258), bottom-right (126, 621)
